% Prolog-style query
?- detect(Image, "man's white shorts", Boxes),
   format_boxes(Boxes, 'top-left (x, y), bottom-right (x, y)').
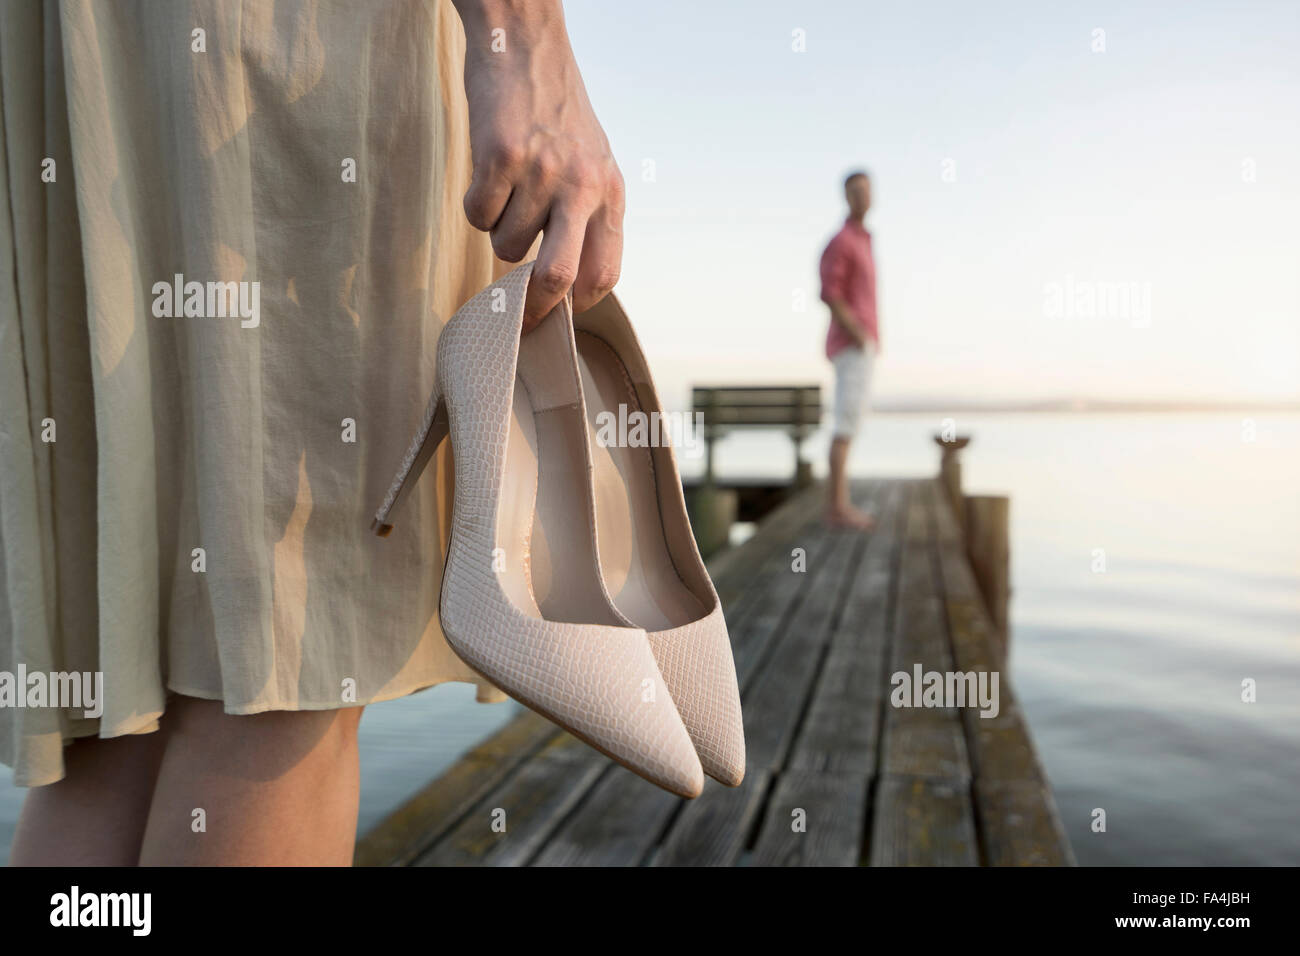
top-left (830, 342), bottom-right (876, 440)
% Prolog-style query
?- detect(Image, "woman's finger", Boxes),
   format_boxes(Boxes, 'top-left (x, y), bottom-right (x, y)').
top-left (572, 199), bottom-right (623, 314)
top-left (523, 200), bottom-right (588, 331)
top-left (490, 179), bottom-right (553, 264)
top-left (462, 143), bottom-right (520, 232)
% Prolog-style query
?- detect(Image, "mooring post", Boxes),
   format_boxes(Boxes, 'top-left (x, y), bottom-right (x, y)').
top-left (932, 434), bottom-right (970, 533)
top-left (933, 433), bottom-right (1010, 657)
top-left (965, 494), bottom-right (1011, 660)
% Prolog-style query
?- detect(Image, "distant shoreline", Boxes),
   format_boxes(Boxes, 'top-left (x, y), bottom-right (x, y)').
top-left (868, 401), bottom-right (1300, 414)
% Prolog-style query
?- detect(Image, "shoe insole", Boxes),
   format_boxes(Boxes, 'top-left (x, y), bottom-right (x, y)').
top-left (575, 332), bottom-right (706, 632)
top-left (498, 374), bottom-right (623, 626)
top-left (497, 379), bottom-right (543, 619)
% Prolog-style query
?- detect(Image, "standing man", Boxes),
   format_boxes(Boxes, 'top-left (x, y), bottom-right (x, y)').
top-left (819, 170), bottom-right (880, 530)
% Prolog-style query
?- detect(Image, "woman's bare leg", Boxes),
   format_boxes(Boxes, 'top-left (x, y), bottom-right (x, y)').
top-left (137, 694), bottom-right (364, 866)
top-left (9, 728), bottom-right (168, 866)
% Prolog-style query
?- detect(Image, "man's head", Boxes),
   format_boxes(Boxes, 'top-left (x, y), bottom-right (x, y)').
top-left (844, 170), bottom-right (871, 219)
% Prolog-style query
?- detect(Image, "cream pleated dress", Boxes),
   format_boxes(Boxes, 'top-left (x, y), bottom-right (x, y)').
top-left (0, 0), bottom-right (513, 787)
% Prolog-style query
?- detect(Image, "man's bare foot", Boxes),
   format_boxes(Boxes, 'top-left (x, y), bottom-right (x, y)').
top-left (826, 505), bottom-right (876, 531)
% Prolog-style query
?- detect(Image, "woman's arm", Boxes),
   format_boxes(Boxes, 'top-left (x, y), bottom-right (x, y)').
top-left (451, 0), bottom-right (625, 330)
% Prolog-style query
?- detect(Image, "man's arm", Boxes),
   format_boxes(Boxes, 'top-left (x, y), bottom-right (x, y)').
top-left (825, 297), bottom-right (866, 347)
top-left (819, 238), bottom-right (866, 348)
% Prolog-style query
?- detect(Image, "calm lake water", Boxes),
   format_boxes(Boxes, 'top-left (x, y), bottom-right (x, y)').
top-left (2, 412), bottom-right (1297, 865)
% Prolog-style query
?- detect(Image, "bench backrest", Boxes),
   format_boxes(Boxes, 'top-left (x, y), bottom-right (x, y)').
top-left (691, 385), bottom-right (822, 436)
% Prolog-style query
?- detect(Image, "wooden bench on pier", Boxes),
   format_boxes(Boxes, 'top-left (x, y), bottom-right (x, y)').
top-left (692, 384), bottom-right (821, 487)
top-left (684, 385), bottom-right (822, 556)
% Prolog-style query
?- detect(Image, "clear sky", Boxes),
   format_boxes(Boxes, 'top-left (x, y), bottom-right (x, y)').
top-left (563, 0), bottom-right (1300, 407)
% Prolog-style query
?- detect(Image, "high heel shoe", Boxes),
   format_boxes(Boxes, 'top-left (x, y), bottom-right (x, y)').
top-left (373, 262), bottom-right (704, 798)
top-left (573, 293), bottom-right (746, 787)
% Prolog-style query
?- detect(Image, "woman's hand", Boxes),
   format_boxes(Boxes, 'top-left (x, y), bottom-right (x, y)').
top-left (452, 0), bottom-right (625, 330)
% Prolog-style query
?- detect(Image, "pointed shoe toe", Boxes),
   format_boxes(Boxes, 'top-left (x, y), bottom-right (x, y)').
top-left (440, 605), bottom-right (704, 799)
top-left (646, 604), bottom-right (746, 787)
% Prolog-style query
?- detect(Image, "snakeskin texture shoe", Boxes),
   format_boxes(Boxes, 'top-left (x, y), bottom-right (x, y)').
top-left (372, 262), bottom-right (704, 798)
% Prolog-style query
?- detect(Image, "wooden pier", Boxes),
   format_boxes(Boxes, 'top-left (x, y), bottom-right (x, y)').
top-left (355, 477), bottom-right (1074, 867)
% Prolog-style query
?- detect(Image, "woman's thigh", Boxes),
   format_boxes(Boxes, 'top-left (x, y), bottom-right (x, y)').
top-left (137, 694), bottom-right (365, 866)
top-left (9, 728), bottom-right (168, 866)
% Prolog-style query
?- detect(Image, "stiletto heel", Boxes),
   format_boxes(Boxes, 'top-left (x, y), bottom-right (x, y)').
top-left (372, 389), bottom-right (448, 537)
top-left (371, 262), bottom-right (704, 798)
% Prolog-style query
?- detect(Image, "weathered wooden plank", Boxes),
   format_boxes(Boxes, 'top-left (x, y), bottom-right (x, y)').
top-left (653, 502), bottom-right (866, 864)
top-left (963, 704), bottom-right (1045, 783)
top-left (750, 771), bottom-right (871, 866)
top-left (881, 716), bottom-right (971, 781)
top-left (531, 765), bottom-right (678, 866)
top-left (931, 484), bottom-right (1003, 673)
top-left (651, 770), bottom-right (772, 866)
top-left (890, 505), bottom-right (954, 672)
top-left (829, 480), bottom-right (904, 657)
top-left (707, 481), bottom-right (829, 614)
top-left (353, 711), bottom-right (559, 866)
top-left (727, 513), bottom-right (843, 684)
top-left (938, 631), bottom-right (1070, 862)
top-left (929, 484), bottom-right (1072, 865)
top-left (884, 484), bottom-right (970, 779)
top-left (975, 780), bottom-right (1076, 866)
top-left (721, 476), bottom-right (874, 648)
top-left (413, 734), bottom-right (606, 867)
top-left (927, 475), bottom-right (963, 546)
top-left (787, 483), bottom-right (898, 774)
top-left (786, 653), bottom-right (882, 775)
top-left (904, 480), bottom-right (930, 544)
top-left (727, 541), bottom-right (831, 683)
top-left (652, 487), bottom-right (879, 865)
top-left (936, 539), bottom-right (982, 601)
top-left (940, 568), bottom-right (1005, 674)
top-left (869, 776), bottom-right (979, 866)
top-left (869, 482), bottom-right (980, 864)
top-left (739, 528), bottom-right (863, 771)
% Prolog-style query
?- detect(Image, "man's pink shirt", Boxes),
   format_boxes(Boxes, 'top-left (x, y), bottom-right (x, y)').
top-left (819, 217), bottom-right (879, 359)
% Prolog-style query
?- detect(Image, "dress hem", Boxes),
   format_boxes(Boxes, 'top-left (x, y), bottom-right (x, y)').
top-left (5, 674), bottom-right (507, 788)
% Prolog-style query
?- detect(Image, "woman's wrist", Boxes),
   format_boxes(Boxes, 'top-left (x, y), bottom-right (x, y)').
top-left (449, 0), bottom-right (625, 322)
top-left (451, 0), bottom-right (568, 60)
